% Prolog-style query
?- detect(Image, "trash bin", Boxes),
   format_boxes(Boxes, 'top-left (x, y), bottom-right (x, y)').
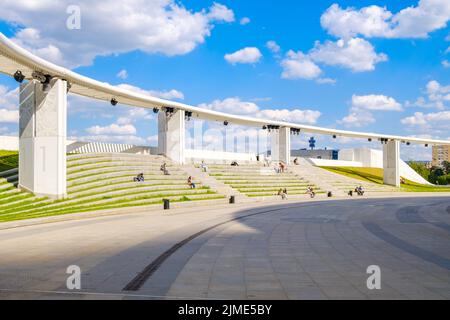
top-left (327, 191), bottom-right (333, 198)
top-left (229, 196), bottom-right (235, 204)
top-left (163, 199), bottom-right (170, 210)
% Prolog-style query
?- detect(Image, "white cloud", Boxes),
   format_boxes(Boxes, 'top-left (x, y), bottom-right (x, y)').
top-left (321, 1), bottom-right (450, 39)
top-left (351, 94), bottom-right (402, 111)
top-left (405, 80), bottom-right (450, 110)
top-left (446, 46), bottom-right (450, 54)
top-left (338, 111), bottom-right (375, 128)
top-left (207, 2), bottom-right (235, 22)
top-left (442, 60), bottom-right (450, 68)
top-left (147, 135), bottom-right (158, 144)
top-left (240, 17), bottom-right (251, 25)
top-left (0, 1), bottom-right (234, 68)
top-left (309, 38), bottom-right (388, 72)
top-left (258, 109), bottom-right (322, 124)
top-left (0, 126), bottom-right (10, 134)
top-left (86, 123), bottom-right (137, 135)
top-left (280, 38), bottom-right (387, 80)
top-left (116, 69), bottom-right (128, 80)
top-left (117, 108), bottom-right (153, 125)
top-left (425, 80), bottom-right (450, 109)
top-left (0, 86), bottom-right (19, 125)
top-left (116, 84), bottom-right (184, 100)
top-left (224, 47), bottom-right (262, 65)
top-left (281, 51), bottom-right (322, 80)
top-left (0, 85), bottom-right (18, 110)
top-left (266, 40), bottom-right (281, 53)
top-left (401, 111), bottom-right (450, 128)
top-left (199, 97), bottom-right (321, 124)
top-left (0, 109), bottom-right (19, 123)
top-left (339, 94), bottom-right (402, 127)
top-left (321, 4), bottom-right (392, 39)
top-left (316, 78), bottom-right (337, 85)
top-left (199, 97), bottom-right (259, 115)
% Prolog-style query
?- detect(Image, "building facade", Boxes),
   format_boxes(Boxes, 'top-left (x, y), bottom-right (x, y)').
top-left (432, 145), bottom-right (450, 167)
top-left (291, 149), bottom-right (338, 160)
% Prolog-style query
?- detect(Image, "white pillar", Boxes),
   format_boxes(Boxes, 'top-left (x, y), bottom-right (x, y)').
top-left (158, 109), bottom-right (185, 164)
top-left (383, 140), bottom-right (400, 187)
top-left (271, 127), bottom-right (291, 164)
top-left (19, 79), bottom-right (67, 199)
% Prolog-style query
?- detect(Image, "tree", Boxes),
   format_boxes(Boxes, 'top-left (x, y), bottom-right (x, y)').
top-left (429, 167), bottom-right (445, 184)
top-left (409, 162), bottom-right (430, 181)
top-left (442, 161), bottom-right (450, 175)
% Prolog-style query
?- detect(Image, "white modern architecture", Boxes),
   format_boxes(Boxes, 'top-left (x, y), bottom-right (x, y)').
top-left (1, 33), bottom-right (450, 198)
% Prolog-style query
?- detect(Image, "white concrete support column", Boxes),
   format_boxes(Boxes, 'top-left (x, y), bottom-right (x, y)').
top-left (383, 140), bottom-right (400, 187)
top-left (271, 127), bottom-right (291, 164)
top-left (19, 79), bottom-right (67, 199)
top-left (158, 109), bottom-right (186, 164)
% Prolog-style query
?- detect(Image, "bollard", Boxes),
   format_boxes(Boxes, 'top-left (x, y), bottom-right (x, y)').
top-left (163, 199), bottom-right (170, 210)
top-left (229, 196), bottom-right (235, 204)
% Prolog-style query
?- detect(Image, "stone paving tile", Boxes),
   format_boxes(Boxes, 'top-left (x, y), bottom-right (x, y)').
top-left (1, 197), bottom-right (450, 299)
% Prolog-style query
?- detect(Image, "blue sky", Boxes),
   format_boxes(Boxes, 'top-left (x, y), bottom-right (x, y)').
top-left (0, 0), bottom-right (449, 160)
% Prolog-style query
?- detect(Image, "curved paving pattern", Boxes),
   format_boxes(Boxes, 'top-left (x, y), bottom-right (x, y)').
top-left (0, 197), bottom-right (449, 300)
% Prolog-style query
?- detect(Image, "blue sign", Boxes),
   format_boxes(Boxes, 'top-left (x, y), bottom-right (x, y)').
top-left (309, 137), bottom-right (316, 150)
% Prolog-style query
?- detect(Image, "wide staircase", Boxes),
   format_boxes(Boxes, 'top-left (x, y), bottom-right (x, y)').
top-left (0, 153), bottom-right (225, 222)
top-left (205, 163), bottom-right (324, 199)
top-left (290, 158), bottom-right (400, 196)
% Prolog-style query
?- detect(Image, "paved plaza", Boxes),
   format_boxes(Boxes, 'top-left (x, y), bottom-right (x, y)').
top-left (0, 196), bottom-right (449, 300)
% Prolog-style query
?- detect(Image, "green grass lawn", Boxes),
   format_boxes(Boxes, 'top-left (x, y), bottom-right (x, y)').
top-left (321, 166), bottom-right (450, 192)
top-left (0, 150), bottom-right (226, 223)
top-left (0, 150), bottom-right (18, 172)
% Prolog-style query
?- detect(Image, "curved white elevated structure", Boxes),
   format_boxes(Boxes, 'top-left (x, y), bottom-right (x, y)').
top-left (0, 33), bottom-right (449, 146)
top-left (0, 32), bottom-right (448, 197)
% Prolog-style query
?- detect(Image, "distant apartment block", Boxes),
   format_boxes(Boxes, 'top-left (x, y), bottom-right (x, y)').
top-left (432, 145), bottom-right (450, 167)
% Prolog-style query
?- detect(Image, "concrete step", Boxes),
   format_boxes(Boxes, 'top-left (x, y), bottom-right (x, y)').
top-left (69, 182), bottom-right (205, 198)
top-left (67, 161), bottom-right (182, 173)
top-left (237, 186), bottom-right (318, 192)
top-left (182, 165), bottom-right (246, 199)
top-left (68, 174), bottom-right (189, 188)
top-left (67, 152), bottom-right (167, 161)
top-left (36, 188), bottom-right (218, 211)
top-left (67, 156), bottom-right (172, 167)
top-left (0, 168), bottom-right (18, 178)
top-left (67, 174), bottom-right (191, 190)
top-left (228, 183), bottom-right (314, 188)
top-left (67, 166), bottom-right (185, 179)
top-left (17, 193), bottom-right (226, 217)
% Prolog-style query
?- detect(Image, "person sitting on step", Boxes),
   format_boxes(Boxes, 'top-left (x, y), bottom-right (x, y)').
top-left (188, 176), bottom-right (196, 189)
top-left (306, 185), bottom-right (315, 198)
top-left (355, 185), bottom-right (364, 196)
top-left (160, 162), bottom-right (170, 175)
top-left (200, 160), bottom-right (209, 172)
top-left (277, 188), bottom-right (288, 200)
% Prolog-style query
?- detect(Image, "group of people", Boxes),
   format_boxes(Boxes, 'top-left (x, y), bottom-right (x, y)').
top-left (277, 186), bottom-right (316, 200)
top-left (278, 188), bottom-right (288, 200)
top-left (274, 161), bottom-right (287, 174)
top-left (133, 163), bottom-right (196, 189)
top-left (348, 185), bottom-right (365, 196)
top-left (306, 185), bottom-right (316, 198)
